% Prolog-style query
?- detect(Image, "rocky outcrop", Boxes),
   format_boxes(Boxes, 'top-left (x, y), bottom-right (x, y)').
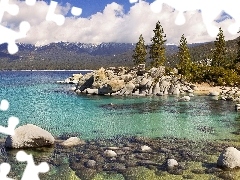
top-left (5, 124), bottom-right (55, 149)
top-left (217, 147), bottom-right (240, 169)
top-left (67, 65), bottom-right (196, 97)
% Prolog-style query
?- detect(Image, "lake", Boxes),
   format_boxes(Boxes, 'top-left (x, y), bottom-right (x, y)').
top-left (1, 71), bottom-right (240, 180)
top-left (0, 71), bottom-right (239, 141)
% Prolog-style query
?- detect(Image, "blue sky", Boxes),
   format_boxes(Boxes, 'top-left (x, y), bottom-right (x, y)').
top-left (4, 0), bottom-right (239, 45)
top-left (55, 0), bottom-right (154, 17)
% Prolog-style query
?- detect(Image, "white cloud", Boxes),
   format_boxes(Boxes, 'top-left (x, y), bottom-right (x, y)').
top-left (2, 0), bottom-right (239, 46)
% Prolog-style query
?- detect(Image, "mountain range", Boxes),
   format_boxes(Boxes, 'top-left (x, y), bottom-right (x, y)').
top-left (0, 38), bottom-right (238, 70)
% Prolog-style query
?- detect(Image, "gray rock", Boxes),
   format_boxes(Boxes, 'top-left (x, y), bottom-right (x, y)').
top-left (178, 96), bottom-right (190, 102)
top-left (141, 145), bottom-right (152, 152)
top-left (85, 160), bottom-right (96, 168)
top-left (189, 93), bottom-right (194, 97)
top-left (104, 150), bottom-right (117, 157)
top-left (152, 82), bottom-right (160, 95)
top-left (209, 91), bottom-right (220, 96)
top-left (172, 87), bottom-right (180, 95)
top-left (156, 92), bottom-right (164, 96)
top-left (86, 88), bottom-right (98, 95)
top-left (61, 137), bottom-right (85, 147)
top-left (5, 124), bottom-right (54, 148)
top-left (217, 147), bottom-right (240, 169)
top-left (167, 159), bottom-right (178, 168)
top-left (235, 104), bottom-right (240, 111)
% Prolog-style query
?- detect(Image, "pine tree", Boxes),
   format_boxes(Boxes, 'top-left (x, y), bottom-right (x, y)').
top-left (211, 27), bottom-right (227, 67)
top-left (177, 34), bottom-right (192, 76)
top-left (234, 31), bottom-right (240, 69)
top-left (132, 34), bottom-right (147, 65)
top-left (149, 21), bottom-right (167, 67)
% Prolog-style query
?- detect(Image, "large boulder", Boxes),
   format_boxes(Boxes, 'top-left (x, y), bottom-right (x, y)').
top-left (217, 147), bottom-right (240, 169)
top-left (5, 124), bottom-right (55, 149)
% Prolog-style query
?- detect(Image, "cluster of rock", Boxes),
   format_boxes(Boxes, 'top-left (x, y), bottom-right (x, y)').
top-left (65, 65), bottom-right (197, 97)
top-left (207, 87), bottom-right (240, 111)
top-left (217, 87), bottom-right (240, 102)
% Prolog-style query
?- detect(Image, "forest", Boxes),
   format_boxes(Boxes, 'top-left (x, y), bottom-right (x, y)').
top-left (133, 21), bottom-right (240, 86)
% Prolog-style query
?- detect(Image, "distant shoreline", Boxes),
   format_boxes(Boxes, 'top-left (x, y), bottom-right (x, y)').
top-left (0, 69), bottom-right (93, 72)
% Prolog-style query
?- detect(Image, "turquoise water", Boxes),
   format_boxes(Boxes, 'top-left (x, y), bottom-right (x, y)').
top-left (0, 71), bottom-right (239, 141)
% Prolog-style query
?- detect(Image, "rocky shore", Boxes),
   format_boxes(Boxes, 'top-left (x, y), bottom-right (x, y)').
top-left (2, 124), bottom-right (240, 180)
top-left (5, 136), bottom-right (240, 180)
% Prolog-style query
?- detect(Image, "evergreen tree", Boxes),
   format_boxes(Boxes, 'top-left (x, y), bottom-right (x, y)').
top-left (211, 27), bottom-right (227, 67)
top-left (149, 21), bottom-right (167, 67)
top-left (132, 34), bottom-right (147, 65)
top-left (177, 34), bottom-right (192, 76)
top-left (234, 31), bottom-right (240, 70)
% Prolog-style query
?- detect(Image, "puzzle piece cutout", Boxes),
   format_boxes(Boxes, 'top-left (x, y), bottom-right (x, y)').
top-left (46, 1), bottom-right (65, 26)
top-left (130, 0), bottom-right (240, 37)
top-left (0, 0), bottom-right (31, 54)
top-left (0, 99), bottom-right (9, 111)
top-left (71, 6), bottom-right (82, 16)
top-left (0, 163), bottom-right (14, 180)
top-left (0, 21), bottom-right (30, 54)
top-left (16, 151), bottom-right (49, 180)
top-left (0, 100), bottom-right (19, 136)
top-left (0, 0), bottom-right (19, 22)
top-left (0, 116), bottom-right (19, 136)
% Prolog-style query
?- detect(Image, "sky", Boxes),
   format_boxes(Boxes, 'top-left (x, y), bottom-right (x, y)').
top-left (3, 0), bottom-right (239, 46)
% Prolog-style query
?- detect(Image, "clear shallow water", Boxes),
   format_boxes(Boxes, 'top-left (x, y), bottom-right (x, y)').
top-left (0, 71), bottom-right (239, 141)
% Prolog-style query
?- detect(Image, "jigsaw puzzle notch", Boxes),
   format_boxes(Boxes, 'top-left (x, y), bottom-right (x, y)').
top-left (16, 151), bottom-right (49, 180)
top-left (46, 0), bottom-right (65, 26)
top-left (0, 163), bottom-right (14, 180)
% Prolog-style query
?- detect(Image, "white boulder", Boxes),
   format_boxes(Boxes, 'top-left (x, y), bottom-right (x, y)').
top-left (5, 124), bottom-right (55, 148)
top-left (167, 159), bottom-right (178, 168)
top-left (217, 147), bottom-right (240, 169)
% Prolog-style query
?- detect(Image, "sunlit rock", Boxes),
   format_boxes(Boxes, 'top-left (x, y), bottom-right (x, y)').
top-left (235, 104), bottom-right (240, 111)
top-left (178, 96), bottom-right (190, 102)
top-left (86, 88), bottom-right (98, 95)
top-left (217, 147), bottom-right (240, 169)
top-left (5, 124), bottom-right (54, 148)
top-left (61, 137), bottom-right (85, 147)
top-left (167, 159), bottom-right (178, 168)
top-left (104, 150), bottom-right (117, 157)
top-left (108, 79), bottom-right (125, 92)
top-left (209, 91), bottom-right (220, 96)
top-left (141, 145), bottom-right (152, 152)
